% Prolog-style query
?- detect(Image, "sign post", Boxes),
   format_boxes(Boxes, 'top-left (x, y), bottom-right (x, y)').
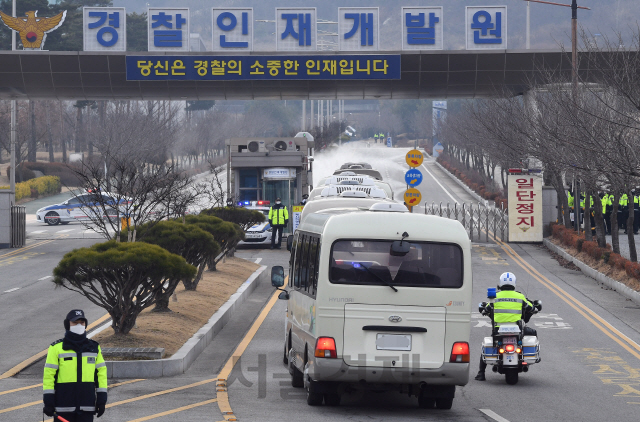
top-left (403, 149), bottom-right (424, 212)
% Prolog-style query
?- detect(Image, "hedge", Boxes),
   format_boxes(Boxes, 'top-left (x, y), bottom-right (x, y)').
top-left (0, 176), bottom-right (61, 201)
top-left (550, 222), bottom-right (640, 286)
top-left (437, 154), bottom-right (508, 209)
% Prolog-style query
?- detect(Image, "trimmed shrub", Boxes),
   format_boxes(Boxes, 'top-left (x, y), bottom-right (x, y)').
top-left (603, 250), bottom-right (611, 264)
top-left (5, 165), bottom-right (36, 182)
top-left (0, 175), bottom-right (61, 202)
top-left (625, 261), bottom-right (640, 279)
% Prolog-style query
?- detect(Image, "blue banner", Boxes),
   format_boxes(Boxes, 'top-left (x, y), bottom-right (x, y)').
top-left (126, 55), bottom-right (401, 81)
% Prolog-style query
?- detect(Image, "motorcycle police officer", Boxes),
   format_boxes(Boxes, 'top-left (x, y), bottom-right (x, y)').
top-left (475, 273), bottom-right (539, 381)
top-left (43, 309), bottom-right (107, 421)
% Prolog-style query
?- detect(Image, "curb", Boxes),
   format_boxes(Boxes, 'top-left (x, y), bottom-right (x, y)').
top-left (432, 160), bottom-right (489, 205)
top-left (105, 265), bottom-right (268, 378)
top-left (544, 239), bottom-right (640, 306)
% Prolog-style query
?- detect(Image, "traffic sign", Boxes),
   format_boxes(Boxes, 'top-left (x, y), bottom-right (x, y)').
top-left (405, 149), bottom-right (424, 167)
top-left (404, 169), bottom-right (423, 187)
top-left (404, 188), bottom-right (422, 206)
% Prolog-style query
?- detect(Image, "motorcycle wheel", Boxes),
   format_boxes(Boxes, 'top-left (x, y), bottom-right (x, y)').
top-left (505, 370), bottom-right (519, 385)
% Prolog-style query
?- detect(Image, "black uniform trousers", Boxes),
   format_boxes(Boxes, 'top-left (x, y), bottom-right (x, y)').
top-left (604, 212), bottom-right (612, 235)
top-left (55, 412), bottom-right (94, 422)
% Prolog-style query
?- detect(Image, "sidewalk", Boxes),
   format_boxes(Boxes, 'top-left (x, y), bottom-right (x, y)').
top-left (605, 231), bottom-right (640, 261)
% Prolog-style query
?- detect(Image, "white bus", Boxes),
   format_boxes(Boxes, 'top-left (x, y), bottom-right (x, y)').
top-left (271, 204), bottom-right (472, 409)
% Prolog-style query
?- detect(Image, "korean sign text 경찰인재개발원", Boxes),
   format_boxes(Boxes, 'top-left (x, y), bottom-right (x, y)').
top-left (126, 55), bottom-right (401, 81)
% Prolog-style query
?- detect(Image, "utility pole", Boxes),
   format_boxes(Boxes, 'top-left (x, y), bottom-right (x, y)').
top-left (10, 0), bottom-right (17, 204)
top-left (526, 1), bottom-right (531, 49)
top-left (524, 0), bottom-right (590, 233)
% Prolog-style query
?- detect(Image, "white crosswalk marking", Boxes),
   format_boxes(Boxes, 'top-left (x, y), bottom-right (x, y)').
top-left (3, 288), bottom-right (20, 293)
top-left (29, 230), bottom-right (47, 234)
top-left (55, 229), bottom-right (75, 233)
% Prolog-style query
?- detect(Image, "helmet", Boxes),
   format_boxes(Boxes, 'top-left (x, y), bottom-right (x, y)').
top-left (499, 272), bottom-right (516, 289)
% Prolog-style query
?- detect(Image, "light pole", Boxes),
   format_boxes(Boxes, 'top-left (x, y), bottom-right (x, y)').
top-left (522, 1), bottom-right (590, 93)
top-left (10, 0), bottom-right (16, 204)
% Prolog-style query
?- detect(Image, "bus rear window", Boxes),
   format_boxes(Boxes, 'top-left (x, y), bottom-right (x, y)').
top-left (330, 240), bottom-right (463, 288)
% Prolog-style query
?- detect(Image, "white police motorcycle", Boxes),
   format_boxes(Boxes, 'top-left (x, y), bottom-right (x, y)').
top-left (478, 287), bottom-right (542, 385)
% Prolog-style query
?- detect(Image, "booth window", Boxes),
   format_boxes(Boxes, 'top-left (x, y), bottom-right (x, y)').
top-left (239, 169), bottom-right (259, 201)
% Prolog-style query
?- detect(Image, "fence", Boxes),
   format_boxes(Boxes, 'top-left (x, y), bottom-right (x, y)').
top-left (424, 202), bottom-right (509, 242)
top-left (10, 205), bottom-right (25, 248)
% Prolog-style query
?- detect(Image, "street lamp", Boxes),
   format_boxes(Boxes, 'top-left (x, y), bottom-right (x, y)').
top-left (10, 0), bottom-right (16, 203)
top-left (524, 1), bottom-right (591, 234)
top-left (522, 1), bottom-right (591, 95)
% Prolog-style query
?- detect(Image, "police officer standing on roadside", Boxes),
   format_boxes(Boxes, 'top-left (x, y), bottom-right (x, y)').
top-left (43, 310), bottom-right (107, 422)
top-left (269, 197), bottom-right (289, 249)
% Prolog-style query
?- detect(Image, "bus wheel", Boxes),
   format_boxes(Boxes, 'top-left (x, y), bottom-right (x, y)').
top-left (306, 383), bottom-right (324, 406)
top-left (418, 394), bottom-right (435, 409)
top-left (291, 363), bottom-right (304, 388)
top-left (324, 393), bottom-right (341, 406)
top-left (435, 398), bottom-right (453, 410)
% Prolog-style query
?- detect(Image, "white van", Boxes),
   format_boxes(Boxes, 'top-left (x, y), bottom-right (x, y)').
top-left (271, 205), bottom-right (472, 409)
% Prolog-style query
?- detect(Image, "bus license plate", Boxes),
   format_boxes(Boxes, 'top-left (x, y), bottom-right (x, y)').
top-left (376, 334), bottom-right (411, 351)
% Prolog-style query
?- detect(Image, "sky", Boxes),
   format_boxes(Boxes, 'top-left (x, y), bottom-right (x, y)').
top-left (111, 0), bottom-right (638, 51)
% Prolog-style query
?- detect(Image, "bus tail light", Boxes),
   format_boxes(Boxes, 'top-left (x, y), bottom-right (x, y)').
top-left (315, 337), bottom-right (337, 358)
top-left (449, 342), bottom-right (470, 363)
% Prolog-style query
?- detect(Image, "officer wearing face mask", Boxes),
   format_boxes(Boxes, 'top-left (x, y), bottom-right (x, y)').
top-left (268, 197), bottom-right (289, 249)
top-left (43, 310), bottom-right (108, 421)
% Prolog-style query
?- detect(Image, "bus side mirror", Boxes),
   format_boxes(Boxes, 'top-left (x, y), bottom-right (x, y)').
top-left (271, 266), bottom-right (285, 287)
top-left (287, 235), bottom-right (294, 251)
top-left (278, 291), bottom-right (290, 300)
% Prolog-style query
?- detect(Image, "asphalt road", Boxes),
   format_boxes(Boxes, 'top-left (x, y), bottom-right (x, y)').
top-left (1, 145), bottom-right (640, 422)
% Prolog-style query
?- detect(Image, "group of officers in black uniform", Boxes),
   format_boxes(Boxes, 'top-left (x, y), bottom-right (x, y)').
top-left (568, 189), bottom-right (640, 235)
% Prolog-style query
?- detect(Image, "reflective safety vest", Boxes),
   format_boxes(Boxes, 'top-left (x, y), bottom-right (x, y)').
top-left (492, 290), bottom-right (532, 324)
top-left (567, 191), bottom-right (574, 207)
top-left (43, 339), bottom-right (107, 413)
top-left (268, 205), bottom-right (289, 226)
top-left (601, 196), bottom-right (609, 214)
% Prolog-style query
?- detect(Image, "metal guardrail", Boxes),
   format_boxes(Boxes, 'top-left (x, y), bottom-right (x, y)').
top-left (424, 202), bottom-right (508, 242)
top-left (10, 205), bottom-right (25, 248)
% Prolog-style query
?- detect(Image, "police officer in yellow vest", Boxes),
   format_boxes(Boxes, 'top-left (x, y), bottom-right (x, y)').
top-left (268, 197), bottom-right (289, 249)
top-left (43, 310), bottom-right (107, 421)
top-left (475, 273), bottom-right (537, 381)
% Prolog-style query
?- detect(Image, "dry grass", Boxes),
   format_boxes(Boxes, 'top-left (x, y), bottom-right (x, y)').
top-left (548, 238), bottom-right (640, 292)
top-left (93, 257), bottom-right (260, 357)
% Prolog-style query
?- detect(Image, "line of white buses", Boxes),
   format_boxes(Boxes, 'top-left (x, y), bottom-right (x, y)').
top-left (270, 160), bottom-right (472, 409)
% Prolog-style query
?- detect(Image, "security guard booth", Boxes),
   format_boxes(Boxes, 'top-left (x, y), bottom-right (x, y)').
top-left (226, 136), bottom-right (313, 225)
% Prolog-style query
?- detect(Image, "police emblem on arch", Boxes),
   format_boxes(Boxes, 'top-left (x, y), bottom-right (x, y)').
top-left (388, 315), bottom-right (402, 323)
top-left (0, 10), bottom-right (67, 50)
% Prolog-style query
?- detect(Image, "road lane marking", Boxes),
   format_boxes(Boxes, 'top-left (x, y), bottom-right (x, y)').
top-left (3, 288), bottom-right (20, 293)
top-left (421, 161), bottom-right (459, 204)
top-left (491, 234), bottom-right (640, 361)
top-left (215, 289), bottom-right (281, 421)
top-left (0, 239), bottom-right (54, 260)
top-left (1, 380), bottom-right (144, 416)
top-left (29, 230), bottom-right (47, 234)
top-left (479, 409), bottom-right (511, 422)
top-left (55, 229), bottom-right (74, 233)
top-left (127, 399), bottom-right (218, 422)
top-left (254, 258), bottom-right (262, 264)
top-left (38, 276), bottom-right (52, 281)
top-left (0, 383), bottom-right (42, 396)
top-left (0, 313), bottom-right (111, 380)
